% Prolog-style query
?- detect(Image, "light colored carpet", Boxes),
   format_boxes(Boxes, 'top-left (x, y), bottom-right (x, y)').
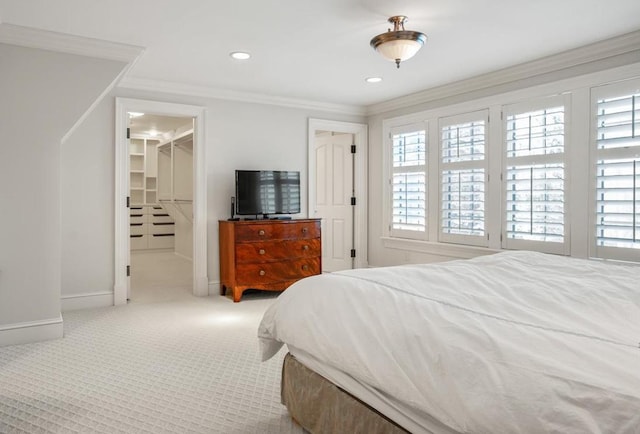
top-left (0, 252), bottom-right (304, 434)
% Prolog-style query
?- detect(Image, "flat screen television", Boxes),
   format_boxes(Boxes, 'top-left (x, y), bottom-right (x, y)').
top-left (235, 170), bottom-right (301, 217)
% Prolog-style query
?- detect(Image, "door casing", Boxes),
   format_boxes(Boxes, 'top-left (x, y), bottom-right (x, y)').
top-left (114, 98), bottom-right (208, 304)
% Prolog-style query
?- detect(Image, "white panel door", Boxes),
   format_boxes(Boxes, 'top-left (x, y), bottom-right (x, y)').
top-left (313, 132), bottom-right (354, 271)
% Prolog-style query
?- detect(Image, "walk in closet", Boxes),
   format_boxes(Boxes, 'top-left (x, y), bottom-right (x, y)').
top-left (127, 113), bottom-right (194, 301)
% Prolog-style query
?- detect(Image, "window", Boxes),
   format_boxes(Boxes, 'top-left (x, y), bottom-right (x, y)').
top-left (592, 82), bottom-right (640, 261)
top-left (503, 97), bottom-right (568, 254)
top-left (381, 72), bottom-right (640, 263)
top-left (390, 125), bottom-right (427, 238)
top-left (439, 111), bottom-right (488, 246)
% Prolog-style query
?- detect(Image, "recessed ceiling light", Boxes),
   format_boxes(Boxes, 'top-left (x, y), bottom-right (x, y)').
top-left (365, 77), bottom-right (383, 83)
top-left (230, 51), bottom-right (251, 60)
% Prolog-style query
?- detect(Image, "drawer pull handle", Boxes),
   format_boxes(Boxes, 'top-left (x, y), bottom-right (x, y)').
top-left (259, 249), bottom-right (266, 255)
top-left (303, 245), bottom-right (309, 251)
top-left (259, 270), bottom-right (266, 276)
top-left (258, 229), bottom-right (265, 236)
top-left (302, 227), bottom-right (308, 233)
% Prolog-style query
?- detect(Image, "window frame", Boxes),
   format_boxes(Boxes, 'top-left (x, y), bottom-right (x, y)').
top-left (501, 94), bottom-right (571, 255)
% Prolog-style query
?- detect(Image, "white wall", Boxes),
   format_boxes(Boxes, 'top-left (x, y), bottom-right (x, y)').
top-left (60, 88), bottom-right (365, 301)
top-left (0, 43), bottom-right (126, 344)
top-left (61, 96), bottom-right (116, 298)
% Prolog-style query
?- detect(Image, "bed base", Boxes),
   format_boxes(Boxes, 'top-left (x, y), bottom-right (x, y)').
top-left (281, 353), bottom-right (410, 434)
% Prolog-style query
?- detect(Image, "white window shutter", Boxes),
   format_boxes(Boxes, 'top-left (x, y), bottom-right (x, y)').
top-left (390, 128), bottom-right (427, 237)
top-left (503, 99), bottom-right (567, 254)
top-left (593, 87), bottom-right (640, 259)
top-left (439, 111), bottom-right (488, 246)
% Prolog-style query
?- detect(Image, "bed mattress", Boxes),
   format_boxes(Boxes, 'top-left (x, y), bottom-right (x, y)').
top-left (259, 251), bottom-right (640, 433)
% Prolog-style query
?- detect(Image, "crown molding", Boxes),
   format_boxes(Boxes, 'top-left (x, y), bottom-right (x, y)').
top-left (367, 29), bottom-right (640, 116)
top-left (0, 23), bottom-right (143, 63)
top-left (118, 76), bottom-right (366, 116)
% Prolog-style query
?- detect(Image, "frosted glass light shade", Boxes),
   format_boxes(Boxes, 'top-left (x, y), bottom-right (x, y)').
top-left (375, 38), bottom-right (423, 63)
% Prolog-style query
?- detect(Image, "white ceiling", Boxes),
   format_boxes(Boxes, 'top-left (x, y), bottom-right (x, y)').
top-left (128, 114), bottom-right (192, 137)
top-left (1, 0), bottom-right (640, 107)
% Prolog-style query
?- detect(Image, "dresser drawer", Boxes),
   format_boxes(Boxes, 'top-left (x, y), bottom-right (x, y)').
top-left (129, 212), bottom-right (146, 224)
top-left (235, 258), bottom-right (320, 285)
top-left (150, 214), bottom-right (173, 224)
top-left (235, 221), bottom-right (320, 242)
top-left (150, 222), bottom-right (175, 235)
top-left (235, 238), bottom-right (321, 263)
top-left (130, 222), bottom-right (147, 236)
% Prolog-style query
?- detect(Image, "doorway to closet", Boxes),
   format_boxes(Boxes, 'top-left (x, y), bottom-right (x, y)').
top-left (128, 114), bottom-right (194, 302)
top-left (114, 98), bottom-right (208, 306)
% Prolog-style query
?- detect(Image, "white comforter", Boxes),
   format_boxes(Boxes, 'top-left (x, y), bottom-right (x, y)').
top-left (258, 251), bottom-right (640, 434)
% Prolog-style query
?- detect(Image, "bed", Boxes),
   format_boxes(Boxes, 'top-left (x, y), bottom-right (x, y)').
top-left (258, 251), bottom-right (640, 433)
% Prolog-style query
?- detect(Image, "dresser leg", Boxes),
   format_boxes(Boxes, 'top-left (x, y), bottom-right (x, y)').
top-left (233, 288), bottom-right (243, 303)
top-left (220, 284), bottom-right (226, 296)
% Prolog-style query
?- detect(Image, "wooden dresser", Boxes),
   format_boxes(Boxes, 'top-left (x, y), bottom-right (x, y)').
top-left (219, 219), bottom-right (322, 302)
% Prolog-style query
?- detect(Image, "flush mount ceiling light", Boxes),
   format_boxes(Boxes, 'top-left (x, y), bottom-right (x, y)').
top-left (365, 77), bottom-right (383, 83)
top-left (230, 51), bottom-right (251, 60)
top-left (370, 16), bottom-right (426, 69)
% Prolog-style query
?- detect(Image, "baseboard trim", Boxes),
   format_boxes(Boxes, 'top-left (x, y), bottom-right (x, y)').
top-left (61, 291), bottom-right (114, 311)
top-left (0, 315), bottom-right (64, 347)
top-left (208, 280), bottom-right (221, 296)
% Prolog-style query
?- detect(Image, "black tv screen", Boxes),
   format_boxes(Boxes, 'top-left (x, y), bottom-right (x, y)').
top-left (235, 170), bottom-right (301, 216)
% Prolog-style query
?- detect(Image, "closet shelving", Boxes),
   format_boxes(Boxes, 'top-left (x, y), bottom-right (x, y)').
top-left (144, 137), bottom-right (159, 204)
top-left (129, 137), bottom-right (160, 205)
top-left (129, 135), bottom-right (175, 251)
top-left (157, 129), bottom-right (193, 222)
top-left (129, 139), bottom-right (145, 204)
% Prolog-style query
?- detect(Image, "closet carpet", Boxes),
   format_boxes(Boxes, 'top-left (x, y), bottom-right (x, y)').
top-left (0, 252), bottom-right (305, 434)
